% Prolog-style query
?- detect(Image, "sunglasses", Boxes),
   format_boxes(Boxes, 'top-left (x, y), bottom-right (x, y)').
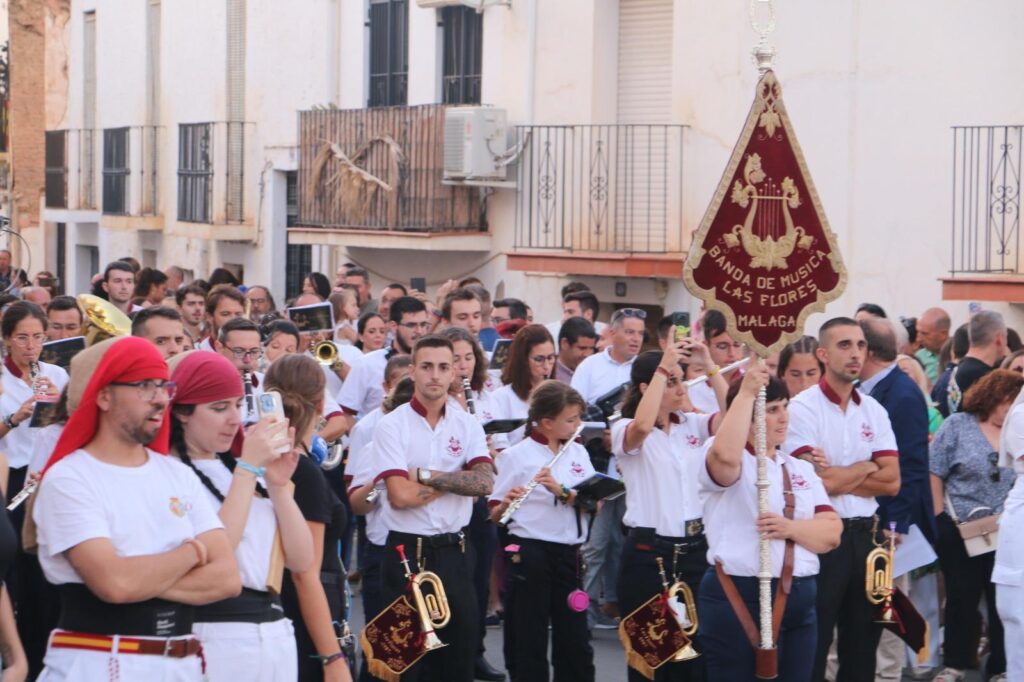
top-left (617, 308), bottom-right (647, 320)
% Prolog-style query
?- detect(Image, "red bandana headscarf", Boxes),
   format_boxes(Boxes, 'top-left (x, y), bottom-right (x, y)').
top-left (170, 352), bottom-right (243, 406)
top-left (43, 336), bottom-right (171, 475)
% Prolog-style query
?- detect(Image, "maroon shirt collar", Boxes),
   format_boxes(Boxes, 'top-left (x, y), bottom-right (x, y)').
top-left (410, 395), bottom-right (446, 419)
top-left (818, 377), bottom-right (860, 406)
top-left (4, 355), bottom-right (23, 379)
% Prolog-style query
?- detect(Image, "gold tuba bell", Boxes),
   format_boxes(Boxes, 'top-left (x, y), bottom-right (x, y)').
top-left (866, 519), bottom-right (896, 623)
top-left (76, 294), bottom-right (131, 345)
top-left (397, 542), bottom-right (450, 652)
top-left (667, 580), bottom-right (700, 661)
top-left (313, 339), bottom-right (346, 371)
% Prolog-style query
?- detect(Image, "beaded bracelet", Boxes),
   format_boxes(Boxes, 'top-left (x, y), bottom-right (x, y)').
top-left (236, 460), bottom-right (266, 478)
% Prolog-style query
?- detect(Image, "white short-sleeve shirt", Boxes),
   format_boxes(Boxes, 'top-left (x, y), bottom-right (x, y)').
top-left (612, 412), bottom-right (713, 537)
top-left (346, 407), bottom-right (389, 546)
top-left (570, 347), bottom-right (634, 404)
top-left (191, 459), bottom-right (276, 591)
top-left (488, 434), bottom-right (595, 545)
top-left (782, 380), bottom-right (898, 519)
top-left (687, 381), bottom-right (720, 415)
top-left (34, 449), bottom-right (224, 585)
top-left (699, 439), bottom-right (834, 577)
top-left (488, 384), bottom-right (529, 451)
top-left (337, 348), bottom-right (391, 418)
top-left (373, 398), bottom-right (492, 536)
top-left (0, 360), bottom-right (70, 468)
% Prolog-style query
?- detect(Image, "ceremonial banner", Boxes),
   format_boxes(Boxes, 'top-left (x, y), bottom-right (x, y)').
top-left (684, 70), bottom-right (846, 355)
top-left (359, 596), bottom-right (429, 682)
top-left (618, 594), bottom-right (693, 681)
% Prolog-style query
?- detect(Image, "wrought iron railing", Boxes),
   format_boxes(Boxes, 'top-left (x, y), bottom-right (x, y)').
top-left (45, 130), bottom-right (67, 208)
top-left (297, 104), bottom-right (482, 232)
top-left (951, 125), bottom-right (1023, 274)
top-left (514, 124), bottom-right (686, 254)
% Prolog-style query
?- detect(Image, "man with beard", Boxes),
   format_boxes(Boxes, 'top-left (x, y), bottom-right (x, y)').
top-left (371, 335), bottom-right (493, 682)
top-left (783, 317), bottom-right (901, 682)
top-left (338, 296), bottom-right (429, 423)
top-left (197, 285), bottom-right (245, 352)
top-left (32, 336), bottom-right (239, 680)
top-left (175, 283), bottom-right (208, 344)
top-left (131, 307), bottom-right (187, 360)
top-left (245, 285), bottom-right (276, 321)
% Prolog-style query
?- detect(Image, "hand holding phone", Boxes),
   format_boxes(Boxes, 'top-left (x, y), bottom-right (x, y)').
top-left (257, 391), bottom-right (293, 454)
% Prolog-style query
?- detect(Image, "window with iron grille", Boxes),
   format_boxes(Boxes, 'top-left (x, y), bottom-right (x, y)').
top-left (441, 6), bottom-right (482, 105)
top-left (45, 131), bottom-right (67, 208)
top-left (102, 127), bottom-right (129, 215)
top-left (285, 171), bottom-right (310, 300)
top-left (368, 0), bottom-right (408, 107)
top-left (177, 123), bottom-right (213, 223)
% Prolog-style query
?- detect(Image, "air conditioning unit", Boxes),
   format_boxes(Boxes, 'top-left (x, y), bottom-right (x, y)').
top-left (443, 107), bottom-right (508, 182)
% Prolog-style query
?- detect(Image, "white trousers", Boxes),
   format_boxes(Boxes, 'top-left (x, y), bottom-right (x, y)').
top-left (37, 633), bottom-right (203, 682)
top-left (192, 618), bottom-right (297, 682)
top-left (996, 584), bottom-right (1024, 681)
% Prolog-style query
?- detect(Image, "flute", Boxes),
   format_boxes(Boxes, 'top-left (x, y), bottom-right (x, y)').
top-left (498, 424), bottom-right (584, 527)
top-left (7, 474), bottom-right (39, 511)
top-left (685, 356), bottom-right (750, 387)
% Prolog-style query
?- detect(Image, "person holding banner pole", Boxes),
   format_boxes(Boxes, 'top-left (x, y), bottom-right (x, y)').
top-left (783, 318), bottom-right (900, 682)
top-left (700, 364), bottom-right (841, 682)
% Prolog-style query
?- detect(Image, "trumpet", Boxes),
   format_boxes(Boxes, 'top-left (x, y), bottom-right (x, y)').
top-left (657, 557), bottom-right (700, 662)
top-left (397, 542), bottom-right (450, 652)
top-left (498, 424), bottom-right (584, 527)
top-left (313, 340), bottom-right (343, 370)
top-left (866, 519), bottom-right (896, 623)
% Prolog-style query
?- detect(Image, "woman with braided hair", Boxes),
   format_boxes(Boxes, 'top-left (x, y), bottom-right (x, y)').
top-left (168, 351), bottom-right (314, 681)
top-left (265, 354), bottom-right (353, 682)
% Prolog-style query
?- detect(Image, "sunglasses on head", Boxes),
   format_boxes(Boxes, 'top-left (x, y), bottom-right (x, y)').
top-left (618, 308), bottom-right (647, 320)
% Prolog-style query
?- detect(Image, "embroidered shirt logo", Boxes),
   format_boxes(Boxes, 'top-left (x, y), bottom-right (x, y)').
top-left (482, 411), bottom-right (493, 421)
top-left (789, 473), bottom-right (811, 491)
top-left (169, 496), bottom-right (191, 518)
top-left (686, 434), bottom-right (701, 447)
top-left (447, 437), bottom-right (463, 457)
top-left (861, 422), bottom-right (874, 442)
top-left (570, 461), bottom-right (585, 477)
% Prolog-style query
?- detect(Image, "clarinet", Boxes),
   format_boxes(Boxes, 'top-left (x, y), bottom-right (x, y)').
top-left (462, 377), bottom-right (476, 416)
top-left (498, 424), bottom-right (584, 527)
top-left (242, 370), bottom-right (256, 420)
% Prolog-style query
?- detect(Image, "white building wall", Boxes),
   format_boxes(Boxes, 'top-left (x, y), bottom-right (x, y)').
top-left (41, 0), bottom-right (1024, 335)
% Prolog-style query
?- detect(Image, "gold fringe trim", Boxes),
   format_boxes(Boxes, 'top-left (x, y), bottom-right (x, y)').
top-left (619, 624), bottom-right (656, 681)
top-left (915, 621), bottom-right (930, 666)
top-left (360, 631), bottom-right (401, 682)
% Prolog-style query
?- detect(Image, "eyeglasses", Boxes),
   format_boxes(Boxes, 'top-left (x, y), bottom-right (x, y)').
top-left (618, 308), bottom-right (647, 320)
top-left (111, 379), bottom-right (177, 402)
top-left (530, 354), bottom-right (557, 364)
top-left (395, 319), bottom-right (432, 329)
top-left (713, 341), bottom-right (747, 353)
top-left (988, 451), bottom-right (1001, 483)
top-left (226, 347), bottom-right (263, 360)
top-left (10, 333), bottom-right (47, 348)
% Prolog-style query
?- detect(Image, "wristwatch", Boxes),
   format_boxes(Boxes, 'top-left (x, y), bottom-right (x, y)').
top-left (3, 414), bottom-right (15, 430)
top-left (417, 468), bottom-right (432, 484)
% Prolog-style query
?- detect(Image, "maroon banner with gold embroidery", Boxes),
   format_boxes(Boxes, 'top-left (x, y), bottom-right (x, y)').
top-left (684, 70), bottom-right (846, 356)
top-left (359, 596), bottom-right (428, 682)
top-left (618, 594), bottom-right (694, 680)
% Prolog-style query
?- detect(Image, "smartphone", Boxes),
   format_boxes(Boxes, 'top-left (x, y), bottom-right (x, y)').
top-left (670, 312), bottom-right (691, 341)
top-left (410, 277), bottom-right (426, 293)
top-left (257, 390), bottom-right (292, 454)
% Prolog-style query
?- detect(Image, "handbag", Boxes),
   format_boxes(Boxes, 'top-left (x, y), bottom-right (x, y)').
top-left (945, 491), bottom-right (1000, 557)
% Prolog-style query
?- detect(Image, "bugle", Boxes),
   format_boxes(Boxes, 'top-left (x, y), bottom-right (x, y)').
top-left (657, 557), bottom-right (700, 662)
top-left (866, 520), bottom-right (896, 623)
top-left (397, 543), bottom-right (450, 652)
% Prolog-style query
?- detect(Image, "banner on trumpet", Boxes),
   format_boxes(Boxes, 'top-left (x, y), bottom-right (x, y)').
top-left (359, 596), bottom-right (429, 682)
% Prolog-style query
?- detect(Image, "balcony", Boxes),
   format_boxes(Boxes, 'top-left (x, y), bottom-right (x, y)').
top-left (290, 104), bottom-right (489, 252)
top-left (508, 124), bottom-right (686, 277)
top-left (942, 125), bottom-right (1024, 302)
top-left (44, 127), bottom-right (161, 226)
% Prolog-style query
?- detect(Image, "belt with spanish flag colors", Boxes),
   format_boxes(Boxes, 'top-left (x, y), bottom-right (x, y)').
top-left (49, 630), bottom-right (204, 662)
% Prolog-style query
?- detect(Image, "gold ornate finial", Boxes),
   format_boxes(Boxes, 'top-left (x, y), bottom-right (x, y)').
top-left (750, 0), bottom-right (776, 75)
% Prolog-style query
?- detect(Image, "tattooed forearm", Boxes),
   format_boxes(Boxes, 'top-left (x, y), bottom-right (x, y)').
top-left (425, 463), bottom-right (494, 497)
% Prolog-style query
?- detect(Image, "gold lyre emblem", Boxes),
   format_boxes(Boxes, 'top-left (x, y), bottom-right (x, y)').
top-left (722, 153), bottom-right (814, 270)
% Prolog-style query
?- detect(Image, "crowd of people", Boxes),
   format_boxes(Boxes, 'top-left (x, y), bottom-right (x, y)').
top-left (0, 253), bottom-right (1017, 682)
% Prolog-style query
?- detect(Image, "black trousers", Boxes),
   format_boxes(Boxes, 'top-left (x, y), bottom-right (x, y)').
top-left (698, 570), bottom-right (817, 682)
top-left (616, 533), bottom-right (706, 682)
top-left (934, 512), bottom-right (1005, 676)
top-left (507, 537), bottom-right (594, 682)
top-left (381, 531), bottom-right (479, 682)
top-left (469, 497), bottom-right (497, 659)
top-left (811, 520), bottom-right (882, 682)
